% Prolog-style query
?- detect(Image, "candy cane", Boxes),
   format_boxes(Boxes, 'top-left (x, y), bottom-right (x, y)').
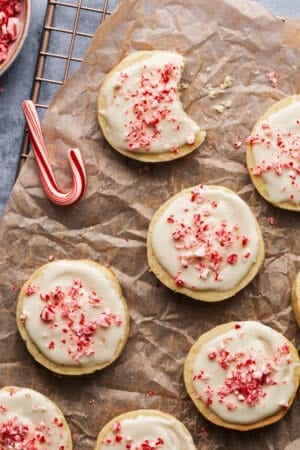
top-left (22, 100), bottom-right (86, 206)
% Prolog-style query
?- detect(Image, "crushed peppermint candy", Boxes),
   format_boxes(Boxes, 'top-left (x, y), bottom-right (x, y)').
top-left (233, 138), bottom-right (242, 149)
top-left (0, 386), bottom-right (72, 449)
top-left (192, 323), bottom-right (295, 420)
top-left (118, 62), bottom-right (183, 151)
top-left (0, 414), bottom-right (66, 449)
top-left (166, 187), bottom-right (252, 286)
top-left (100, 52), bottom-right (202, 157)
top-left (0, 0), bottom-right (22, 64)
top-left (25, 284), bottom-right (40, 296)
top-left (100, 413), bottom-right (197, 449)
top-left (22, 277), bottom-right (123, 364)
top-left (0, 417), bottom-right (36, 449)
top-left (103, 430), bottom-right (165, 449)
top-left (150, 184), bottom-right (261, 296)
top-left (174, 271), bottom-right (185, 287)
top-left (247, 113), bottom-right (300, 203)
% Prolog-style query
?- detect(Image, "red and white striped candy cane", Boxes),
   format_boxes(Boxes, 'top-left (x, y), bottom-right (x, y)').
top-left (22, 100), bottom-right (86, 206)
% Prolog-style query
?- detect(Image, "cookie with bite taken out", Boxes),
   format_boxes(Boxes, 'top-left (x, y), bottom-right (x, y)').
top-left (98, 50), bottom-right (206, 162)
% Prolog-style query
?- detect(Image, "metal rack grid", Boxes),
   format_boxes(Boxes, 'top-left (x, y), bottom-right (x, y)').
top-left (18, 0), bottom-right (119, 173)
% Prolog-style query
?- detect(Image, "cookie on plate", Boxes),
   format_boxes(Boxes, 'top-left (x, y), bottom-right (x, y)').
top-left (16, 259), bottom-right (130, 375)
top-left (94, 409), bottom-right (196, 449)
top-left (0, 386), bottom-right (72, 449)
top-left (184, 321), bottom-right (300, 431)
top-left (291, 272), bottom-right (300, 327)
top-left (98, 50), bottom-right (206, 162)
top-left (147, 184), bottom-right (264, 301)
top-left (247, 95), bottom-right (300, 211)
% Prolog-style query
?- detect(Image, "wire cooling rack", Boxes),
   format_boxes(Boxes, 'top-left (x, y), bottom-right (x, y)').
top-left (18, 0), bottom-right (119, 172)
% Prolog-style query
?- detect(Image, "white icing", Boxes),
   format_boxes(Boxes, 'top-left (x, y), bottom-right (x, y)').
top-left (151, 185), bottom-right (260, 291)
top-left (0, 387), bottom-right (70, 449)
top-left (101, 414), bottom-right (195, 449)
top-left (191, 321), bottom-right (295, 424)
top-left (251, 99), bottom-right (300, 204)
top-left (21, 261), bottom-right (128, 367)
top-left (99, 51), bottom-right (200, 154)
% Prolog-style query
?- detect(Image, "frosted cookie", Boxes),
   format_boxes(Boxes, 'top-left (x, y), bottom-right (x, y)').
top-left (147, 184), bottom-right (264, 301)
top-left (16, 260), bottom-right (130, 375)
top-left (247, 95), bottom-right (300, 211)
top-left (184, 321), bottom-right (300, 431)
top-left (97, 50), bottom-right (206, 162)
top-left (0, 386), bottom-right (72, 449)
top-left (291, 272), bottom-right (300, 327)
top-left (94, 409), bottom-right (196, 449)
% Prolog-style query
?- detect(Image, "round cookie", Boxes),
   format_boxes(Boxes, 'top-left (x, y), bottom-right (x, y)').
top-left (0, 386), bottom-right (72, 449)
top-left (94, 409), bottom-right (196, 449)
top-left (97, 50), bottom-right (206, 162)
top-left (16, 259), bottom-right (130, 375)
top-left (147, 184), bottom-right (264, 301)
top-left (291, 272), bottom-right (300, 327)
top-left (247, 95), bottom-right (300, 211)
top-left (184, 321), bottom-right (300, 431)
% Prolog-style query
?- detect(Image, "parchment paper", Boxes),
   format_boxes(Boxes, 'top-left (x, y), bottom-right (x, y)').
top-left (0, 0), bottom-right (299, 448)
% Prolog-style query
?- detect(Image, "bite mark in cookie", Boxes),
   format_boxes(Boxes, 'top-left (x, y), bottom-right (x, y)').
top-left (98, 50), bottom-right (205, 162)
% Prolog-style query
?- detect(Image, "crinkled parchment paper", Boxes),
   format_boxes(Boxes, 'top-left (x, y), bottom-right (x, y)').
top-left (0, 0), bottom-right (299, 448)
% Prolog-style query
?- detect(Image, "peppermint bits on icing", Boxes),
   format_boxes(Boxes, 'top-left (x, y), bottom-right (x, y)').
top-left (184, 321), bottom-right (300, 430)
top-left (148, 184), bottom-right (264, 301)
top-left (98, 50), bottom-right (205, 162)
top-left (247, 95), bottom-right (300, 211)
top-left (16, 260), bottom-right (130, 375)
top-left (0, 387), bottom-right (71, 449)
top-left (95, 410), bottom-right (196, 450)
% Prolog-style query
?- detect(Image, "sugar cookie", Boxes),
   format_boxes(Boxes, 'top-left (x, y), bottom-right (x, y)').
top-left (147, 184), bottom-right (264, 301)
top-left (247, 95), bottom-right (300, 211)
top-left (98, 50), bottom-right (205, 162)
top-left (184, 321), bottom-right (300, 430)
top-left (0, 386), bottom-right (72, 449)
top-left (94, 409), bottom-right (196, 449)
top-left (16, 260), bottom-right (130, 375)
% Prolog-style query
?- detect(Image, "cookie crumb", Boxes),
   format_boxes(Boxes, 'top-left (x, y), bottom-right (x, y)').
top-left (208, 75), bottom-right (233, 99)
top-left (212, 104), bottom-right (225, 114)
